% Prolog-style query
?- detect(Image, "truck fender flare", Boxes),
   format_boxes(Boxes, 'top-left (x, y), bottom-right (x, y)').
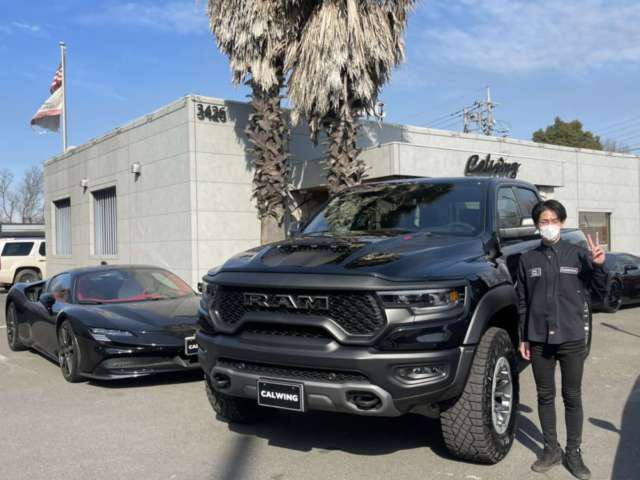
top-left (463, 283), bottom-right (518, 345)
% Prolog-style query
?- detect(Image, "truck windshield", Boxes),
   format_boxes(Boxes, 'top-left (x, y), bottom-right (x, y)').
top-left (304, 182), bottom-right (484, 237)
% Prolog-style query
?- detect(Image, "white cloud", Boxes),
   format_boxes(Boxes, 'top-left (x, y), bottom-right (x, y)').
top-left (78, 1), bottom-right (208, 35)
top-left (0, 22), bottom-right (43, 35)
top-left (418, 0), bottom-right (640, 73)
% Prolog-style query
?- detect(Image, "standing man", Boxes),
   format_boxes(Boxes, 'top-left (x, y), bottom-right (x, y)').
top-left (516, 200), bottom-right (607, 480)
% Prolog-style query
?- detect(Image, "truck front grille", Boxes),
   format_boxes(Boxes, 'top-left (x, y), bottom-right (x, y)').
top-left (217, 358), bottom-right (369, 383)
top-left (214, 287), bottom-right (386, 336)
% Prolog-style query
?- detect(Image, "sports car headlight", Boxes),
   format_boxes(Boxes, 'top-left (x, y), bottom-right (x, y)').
top-left (89, 328), bottom-right (134, 342)
top-left (378, 287), bottom-right (466, 314)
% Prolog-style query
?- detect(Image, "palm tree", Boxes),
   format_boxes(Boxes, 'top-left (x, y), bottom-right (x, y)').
top-left (207, 1), bottom-right (308, 243)
top-left (285, 0), bottom-right (415, 194)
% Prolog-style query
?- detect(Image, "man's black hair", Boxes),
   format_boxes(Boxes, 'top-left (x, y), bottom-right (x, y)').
top-left (532, 199), bottom-right (567, 224)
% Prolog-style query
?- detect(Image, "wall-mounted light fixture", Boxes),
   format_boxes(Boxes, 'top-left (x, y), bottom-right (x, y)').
top-left (80, 178), bottom-right (88, 192)
top-left (131, 162), bottom-right (141, 175)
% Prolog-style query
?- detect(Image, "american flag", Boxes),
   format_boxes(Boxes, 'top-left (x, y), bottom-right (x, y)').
top-left (31, 63), bottom-right (64, 132)
top-left (49, 63), bottom-right (62, 93)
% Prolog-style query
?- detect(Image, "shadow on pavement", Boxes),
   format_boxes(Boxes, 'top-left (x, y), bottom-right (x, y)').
top-left (87, 369), bottom-right (204, 389)
top-left (589, 374), bottom-right (640, 480)
top-left (600, 322), bottom-right (640, 339)
top-left (228, 410), bottom-right (453, 459)
top-left (213, 434), bottom-right (256, 480)
top-left (516, 404), bottom-right (543, 457)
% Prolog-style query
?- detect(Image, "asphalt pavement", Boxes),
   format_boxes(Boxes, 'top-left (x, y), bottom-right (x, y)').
top-left (0, 292), bottom-right (638, 480)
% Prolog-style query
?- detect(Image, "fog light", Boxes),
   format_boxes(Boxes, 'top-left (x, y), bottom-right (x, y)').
top-left (395, 365), bottom-right (447, 381)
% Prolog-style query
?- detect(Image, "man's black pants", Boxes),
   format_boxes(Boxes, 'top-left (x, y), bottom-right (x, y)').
top-left (530, 339), bottom-right (586, 450)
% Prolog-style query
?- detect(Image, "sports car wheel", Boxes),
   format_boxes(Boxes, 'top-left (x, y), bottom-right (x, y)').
top-left (57, 320), bottom-right (82, 383)
top-left (6, 303), bottom-right (27, 351)
top-left (602, 280), bottom-right (622, 313)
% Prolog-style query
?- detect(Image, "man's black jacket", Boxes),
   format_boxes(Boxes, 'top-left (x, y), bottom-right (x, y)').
top-left (516, 239), bottom-right (608, 344)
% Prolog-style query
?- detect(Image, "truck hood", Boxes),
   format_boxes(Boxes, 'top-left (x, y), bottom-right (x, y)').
top-left (217, 233), bottom-right (488, 281)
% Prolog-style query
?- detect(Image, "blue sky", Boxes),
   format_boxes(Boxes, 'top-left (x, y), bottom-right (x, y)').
top-left (2, 0), bottom-right (640, 179)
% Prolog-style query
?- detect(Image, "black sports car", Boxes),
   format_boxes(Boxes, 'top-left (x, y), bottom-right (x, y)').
top-left (593, 252), bottom-right (640, 313)
top-left (5, 265), bottom-right (201, 382)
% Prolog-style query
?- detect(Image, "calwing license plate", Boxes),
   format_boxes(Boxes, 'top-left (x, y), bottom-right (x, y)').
top-left (257, 379), bottom-right (304, 412)
top-left (184, 336), bottom-right (199, 356)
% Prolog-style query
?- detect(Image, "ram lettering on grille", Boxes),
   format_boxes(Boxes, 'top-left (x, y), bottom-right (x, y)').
top-left (243, 293), bottom-right (329, 311)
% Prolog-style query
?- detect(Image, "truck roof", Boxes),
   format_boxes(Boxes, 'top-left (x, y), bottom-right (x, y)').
top-left (366, 176), bottom-right (536, 188)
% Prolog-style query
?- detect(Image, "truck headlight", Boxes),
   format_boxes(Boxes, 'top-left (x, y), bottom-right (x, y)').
top-left (378, 287), bottom-right (466, 314)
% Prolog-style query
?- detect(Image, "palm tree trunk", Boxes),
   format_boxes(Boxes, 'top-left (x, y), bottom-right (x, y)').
top-left (245, 79), bottom-right (289, 244)
top-left (325, 101), bottom-right (366, 194)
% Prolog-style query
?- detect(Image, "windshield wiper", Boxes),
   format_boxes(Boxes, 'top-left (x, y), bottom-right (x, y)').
top-left (78, 300), bottom-right (103, 305)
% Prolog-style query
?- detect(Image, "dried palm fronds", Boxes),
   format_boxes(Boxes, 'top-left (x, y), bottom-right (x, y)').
top-left (286, 0), bottom-right (415, 194)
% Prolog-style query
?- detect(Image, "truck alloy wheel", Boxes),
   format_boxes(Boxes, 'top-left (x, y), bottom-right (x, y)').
top-left (440, 327), bottom-right (519, 464)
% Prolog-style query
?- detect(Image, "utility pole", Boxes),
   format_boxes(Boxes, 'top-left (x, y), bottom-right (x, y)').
top-left (461, 86), bottom-right (504, 136)
top-left (484, 86), bottom-right (494, 136)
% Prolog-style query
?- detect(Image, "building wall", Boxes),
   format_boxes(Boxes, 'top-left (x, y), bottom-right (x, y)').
top-left (44, 98), bottom-right (195, 284)
top-left (186, 96), bottom-right (261, 284)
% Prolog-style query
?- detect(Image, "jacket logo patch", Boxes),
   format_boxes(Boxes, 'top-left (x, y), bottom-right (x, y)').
top-left (529, 267), bottom-right (542, 278)
top-left (560, 266), bottom-right (579, 275)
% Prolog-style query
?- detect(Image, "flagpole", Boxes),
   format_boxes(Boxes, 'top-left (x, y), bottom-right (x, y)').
top-left (59, 41), bottom-right (68, 152)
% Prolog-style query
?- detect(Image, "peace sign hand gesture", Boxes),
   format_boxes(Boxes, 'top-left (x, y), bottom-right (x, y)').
top-left (587, 234), bottom-right (605, 265)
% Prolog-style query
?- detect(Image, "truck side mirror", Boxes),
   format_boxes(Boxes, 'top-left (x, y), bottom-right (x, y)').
top-left (624, 264), bottom-right (638, 273)
top-left (499, 226), bottom-right (538, 240)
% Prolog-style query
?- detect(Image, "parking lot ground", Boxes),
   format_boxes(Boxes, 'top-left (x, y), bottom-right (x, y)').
top-left (0, 292), bottom-right (638, 480)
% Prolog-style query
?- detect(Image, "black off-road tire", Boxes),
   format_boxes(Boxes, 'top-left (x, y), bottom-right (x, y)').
top-left (205, 374), bottom-right (273, 423)
top-left (440, 327), bottom-right (519, 464)
top-left (14, 269), bottom-right (40, 284)
top-left (6, 302), bottom-right (27, 351)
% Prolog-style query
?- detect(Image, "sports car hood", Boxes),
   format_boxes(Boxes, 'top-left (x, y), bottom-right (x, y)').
top-left (218, 233), bottom-right (488, 281)
top-left (81, 295), bottom-right (199, 334)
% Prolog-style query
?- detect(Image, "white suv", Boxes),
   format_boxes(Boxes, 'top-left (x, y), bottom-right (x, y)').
top-left (0, 238), bottom-right (46, 288)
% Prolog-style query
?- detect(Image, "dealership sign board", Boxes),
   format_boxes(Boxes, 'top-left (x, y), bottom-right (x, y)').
top-left (464, 154), bottom-right (520, 179)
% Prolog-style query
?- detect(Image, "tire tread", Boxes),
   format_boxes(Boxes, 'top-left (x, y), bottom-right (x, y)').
top-left (440, 327), bottom-right (518, 464)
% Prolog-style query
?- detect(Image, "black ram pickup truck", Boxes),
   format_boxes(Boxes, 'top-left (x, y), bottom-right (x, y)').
top-left (197, 177), bottom-right (592, 464)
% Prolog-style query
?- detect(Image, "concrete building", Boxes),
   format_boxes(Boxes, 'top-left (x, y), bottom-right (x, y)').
top-left (44, 94), bottom-right (640, 287)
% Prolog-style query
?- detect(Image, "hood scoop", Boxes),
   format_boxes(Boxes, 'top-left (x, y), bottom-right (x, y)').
top-left (261, 240), bottom-right (366, 267)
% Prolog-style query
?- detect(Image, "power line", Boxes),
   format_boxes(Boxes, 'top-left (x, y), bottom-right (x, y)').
top-left (594, 114), bottom-right (640, 135)
top-left (609, 131), bottom-right (640, 143)
top-left (407, 87), bottom-right (485, 123)
top-left (597, 120), bottom-right (640, 139)
top-left (423, 109), bottom-right (465, 127)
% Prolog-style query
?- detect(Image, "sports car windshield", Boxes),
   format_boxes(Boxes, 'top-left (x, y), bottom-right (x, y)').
top-left (304, 182), bottom-right (485, 237)
top-left (75, 268), bottom-right (194, 304)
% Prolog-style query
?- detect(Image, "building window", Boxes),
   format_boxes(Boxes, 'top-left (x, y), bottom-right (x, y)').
top-left (54, 198), bottom-right (71, 255)
top-left (93, 187), bottom-right (117, 256)
top-left (497, 187), bottom-right (521, 228)
top-left (579, 211), bottom-right (611, 251)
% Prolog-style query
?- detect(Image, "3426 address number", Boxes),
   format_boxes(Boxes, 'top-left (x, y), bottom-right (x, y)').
top-left (196, 103), bottom-right (227, 123)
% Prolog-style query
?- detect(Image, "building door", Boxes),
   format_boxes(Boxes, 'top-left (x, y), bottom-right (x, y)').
top-left (579, 211), bottom-right (611, 251)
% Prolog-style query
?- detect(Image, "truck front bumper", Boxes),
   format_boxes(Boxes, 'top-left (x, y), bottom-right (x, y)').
top-left (197, 331), bottom-right (475, 417)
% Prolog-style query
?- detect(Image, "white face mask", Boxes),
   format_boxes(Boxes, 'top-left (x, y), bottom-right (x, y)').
top-left (540, 224), bottom-right (561, 242)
